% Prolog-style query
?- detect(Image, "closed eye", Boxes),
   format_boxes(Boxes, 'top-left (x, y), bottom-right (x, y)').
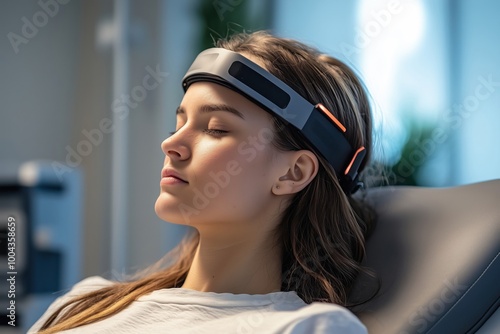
top-left (169, 128), bottom-right (228, 137)
top-left (203, 129), bottom-right (229, 137)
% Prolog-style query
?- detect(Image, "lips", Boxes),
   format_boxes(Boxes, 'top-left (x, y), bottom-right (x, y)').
top-left (161, 168), bottom-right (188, 183)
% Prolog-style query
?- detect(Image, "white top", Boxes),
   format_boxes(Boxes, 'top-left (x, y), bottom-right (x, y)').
top-left (28, 276), bottom-right (367, 333)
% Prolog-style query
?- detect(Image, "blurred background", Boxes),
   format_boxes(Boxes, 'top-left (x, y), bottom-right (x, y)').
top-left (0, 0), bottom-right (499, 331)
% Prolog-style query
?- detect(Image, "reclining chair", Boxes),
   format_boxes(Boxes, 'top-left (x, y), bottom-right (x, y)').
top-left (350, 180), bottom-right (500, 334)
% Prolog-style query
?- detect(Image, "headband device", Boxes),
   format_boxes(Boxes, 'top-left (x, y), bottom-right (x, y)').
top-left (182, 48), bottom-right (366, 194)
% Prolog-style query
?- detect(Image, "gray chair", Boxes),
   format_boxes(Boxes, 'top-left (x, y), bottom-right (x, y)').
top-left (350, 180), bottom-right (500, 334)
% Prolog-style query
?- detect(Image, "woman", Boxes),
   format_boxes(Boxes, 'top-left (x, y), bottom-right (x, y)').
top-left (30, 31), bottom-right (375, 333)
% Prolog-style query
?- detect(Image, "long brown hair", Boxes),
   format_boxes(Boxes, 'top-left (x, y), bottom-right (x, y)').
top-left (38, 31), bottom-right (375, 333)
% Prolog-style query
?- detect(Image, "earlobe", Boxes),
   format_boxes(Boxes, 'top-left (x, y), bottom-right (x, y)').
top-left (271, 183), bottom-right (283, 195)
top-left (272, 151), bottom-right (319, 195)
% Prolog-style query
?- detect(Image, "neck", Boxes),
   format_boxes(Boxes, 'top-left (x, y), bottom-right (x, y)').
top-left (181, 227), bottom-right (282, 295)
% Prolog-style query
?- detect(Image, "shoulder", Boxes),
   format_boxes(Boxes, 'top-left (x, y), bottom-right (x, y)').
top-left (66, 275), bottom-right (115, 295)
top-left (28, 276), bottom-right (115, 333)
top-left (55, 275), bottom-right (115, 303)
top-left (286, 302), bottom-right (367, 334)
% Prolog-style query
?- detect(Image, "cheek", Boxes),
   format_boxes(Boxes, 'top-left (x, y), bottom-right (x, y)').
top-left (207, 144), bottom-right (275, 213)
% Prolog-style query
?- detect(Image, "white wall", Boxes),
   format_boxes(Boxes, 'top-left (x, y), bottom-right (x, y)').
top-left (273, 0), bottom-right (359, 65)
top-left (0, 1), bottom-right (80, 162)
top-left (454, 0), bottom-right (500, 184)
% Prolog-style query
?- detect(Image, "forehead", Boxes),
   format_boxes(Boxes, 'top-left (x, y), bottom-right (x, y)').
top-left (181, 81), bottom-right (272, 120)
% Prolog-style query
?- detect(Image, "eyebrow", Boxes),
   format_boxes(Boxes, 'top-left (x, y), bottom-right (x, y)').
top-left (176, 104), bottom-right (245, 119)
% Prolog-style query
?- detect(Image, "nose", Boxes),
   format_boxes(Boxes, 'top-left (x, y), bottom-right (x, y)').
top-left (161, 131), bottom-right (191, 162)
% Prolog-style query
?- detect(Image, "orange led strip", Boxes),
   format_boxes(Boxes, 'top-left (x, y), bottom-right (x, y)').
top-left (344, 146), bottom-right (366, 175)
top-left (315, 103), bottom-right (346, 133)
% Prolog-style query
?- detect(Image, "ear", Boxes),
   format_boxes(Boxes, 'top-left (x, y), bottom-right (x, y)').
top-left (272, 150), bottom-right (319, 195)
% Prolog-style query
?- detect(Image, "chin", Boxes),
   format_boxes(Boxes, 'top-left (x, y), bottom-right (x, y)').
top-left (154, 194), bottom-right (176, 221)
top-left (155, 193), bottom-right (195, 225)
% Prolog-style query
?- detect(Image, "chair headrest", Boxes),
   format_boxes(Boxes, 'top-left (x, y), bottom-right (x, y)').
top-left (350, 180), bottom-right (500, 333)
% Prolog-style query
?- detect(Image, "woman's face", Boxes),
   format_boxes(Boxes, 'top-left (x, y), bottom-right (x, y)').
top-left (155, 81), bottom-right (287, 230)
